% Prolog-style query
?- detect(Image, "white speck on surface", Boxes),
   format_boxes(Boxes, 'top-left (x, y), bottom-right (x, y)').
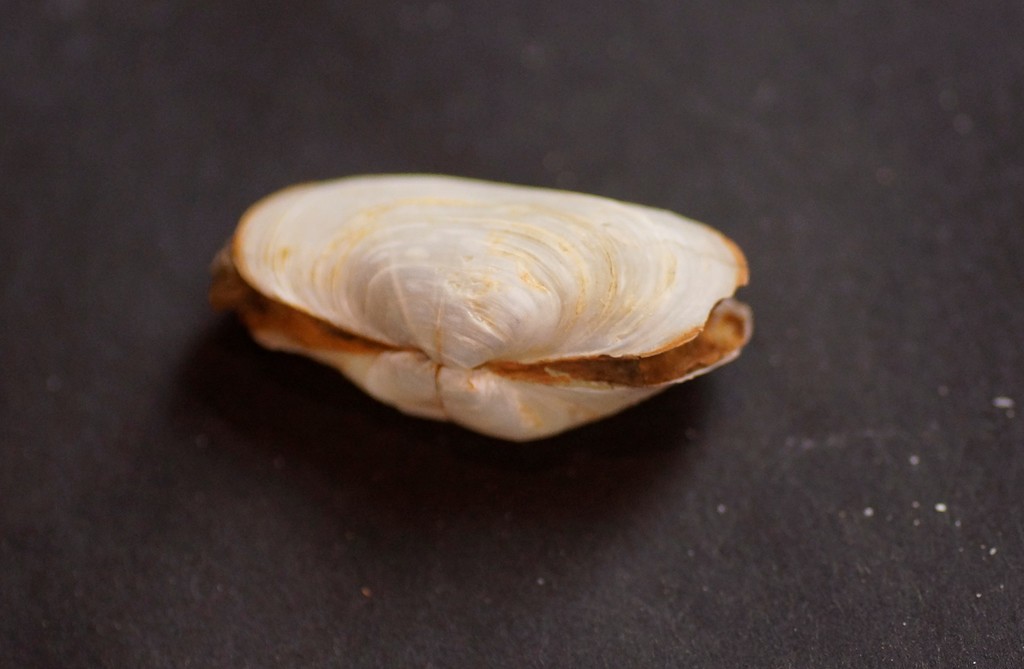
top-left (520, 43), bottom-right (547, 70)
top-left (542, 151), bottom-right (564, 173)
top-left (536, 577), bottom-right (545, 586)
top-left (875, 166), bottom-right (896, 186)
top-left (954, 113), bottom-right (974, 134)
top-left (993, 396), bottom-right (1015, 409)
top-left (939, 88), bottom-right (958, 111)
top-left (909, 454), bottom-right (920, 466)
top-left (555, 170), bottom-right (577, 189)
top-left (935, 503), bottom-right (948, 513)
top-left (911, 500), bottom-right (921, 509)
top-left (753, 80), bottom-right (779, 108)
top-left (954, 519), bottom-right (962, 528)
top-left (863, 507), bottom-right (875, 518)
top-left (425, 2), bottom-right (453, 30)
top-left (990, 547), bottom-right (998, 556)
top-left (913, 519), bottom-right (921, 526)
top-left (47, 0), bottom-right (87, 21)
top-left (399, 2), bottom-right (453, 32)
top-left (976, 592), bottom-right (982, 599)
top-left (716, 504), bottom-right (727, 514)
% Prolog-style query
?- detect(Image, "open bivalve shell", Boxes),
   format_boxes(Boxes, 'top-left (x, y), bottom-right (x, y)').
top-left (211, 174), bottom-right (751, 441)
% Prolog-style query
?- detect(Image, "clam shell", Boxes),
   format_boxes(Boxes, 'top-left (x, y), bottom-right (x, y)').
top-left (211, 175), bottom-right (751, 441)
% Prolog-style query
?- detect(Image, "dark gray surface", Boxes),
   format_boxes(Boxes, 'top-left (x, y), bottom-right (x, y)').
top-left (3, 1), bottom-right (1023, 666)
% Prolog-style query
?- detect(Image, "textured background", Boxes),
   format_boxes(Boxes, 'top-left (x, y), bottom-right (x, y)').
top-left (2, 1), bottom-right (1023, 666)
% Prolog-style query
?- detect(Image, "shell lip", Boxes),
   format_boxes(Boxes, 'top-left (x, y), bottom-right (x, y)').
top-left (213, 246), bottom-right (751, 391)
top-left (216, 174), bottom-right (752, 387)
top-left (210, 244), bottom-right (402, 355)
top-left (228, 173), bottom-right (752, 314)
top-left (484, 296), bottom-right (752, 388)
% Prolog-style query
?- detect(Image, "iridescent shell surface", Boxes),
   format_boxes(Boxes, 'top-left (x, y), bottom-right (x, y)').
top-left (211, 174), bottom-right (751, 441)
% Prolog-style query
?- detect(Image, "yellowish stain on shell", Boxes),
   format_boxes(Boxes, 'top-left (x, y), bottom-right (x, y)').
top-left (213, 174), bottom-right (752, 441)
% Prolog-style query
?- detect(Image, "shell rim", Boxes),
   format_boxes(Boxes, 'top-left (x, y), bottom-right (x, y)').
top-left (228, 173), bottom-right (750, 363)
top-left (212, 244), bottom-right (752, 388)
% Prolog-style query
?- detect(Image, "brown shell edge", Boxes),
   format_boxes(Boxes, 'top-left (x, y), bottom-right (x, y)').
top-left (210, 242), bottom-right (751, 389)
top-left (488, 298), bottom-right (751, 387)
top-left (210, 241), bottom-right (395, 356)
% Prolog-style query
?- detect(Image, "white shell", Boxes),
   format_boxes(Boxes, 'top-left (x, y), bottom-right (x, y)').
top-left (213, 175), bottom-right (751, 441)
